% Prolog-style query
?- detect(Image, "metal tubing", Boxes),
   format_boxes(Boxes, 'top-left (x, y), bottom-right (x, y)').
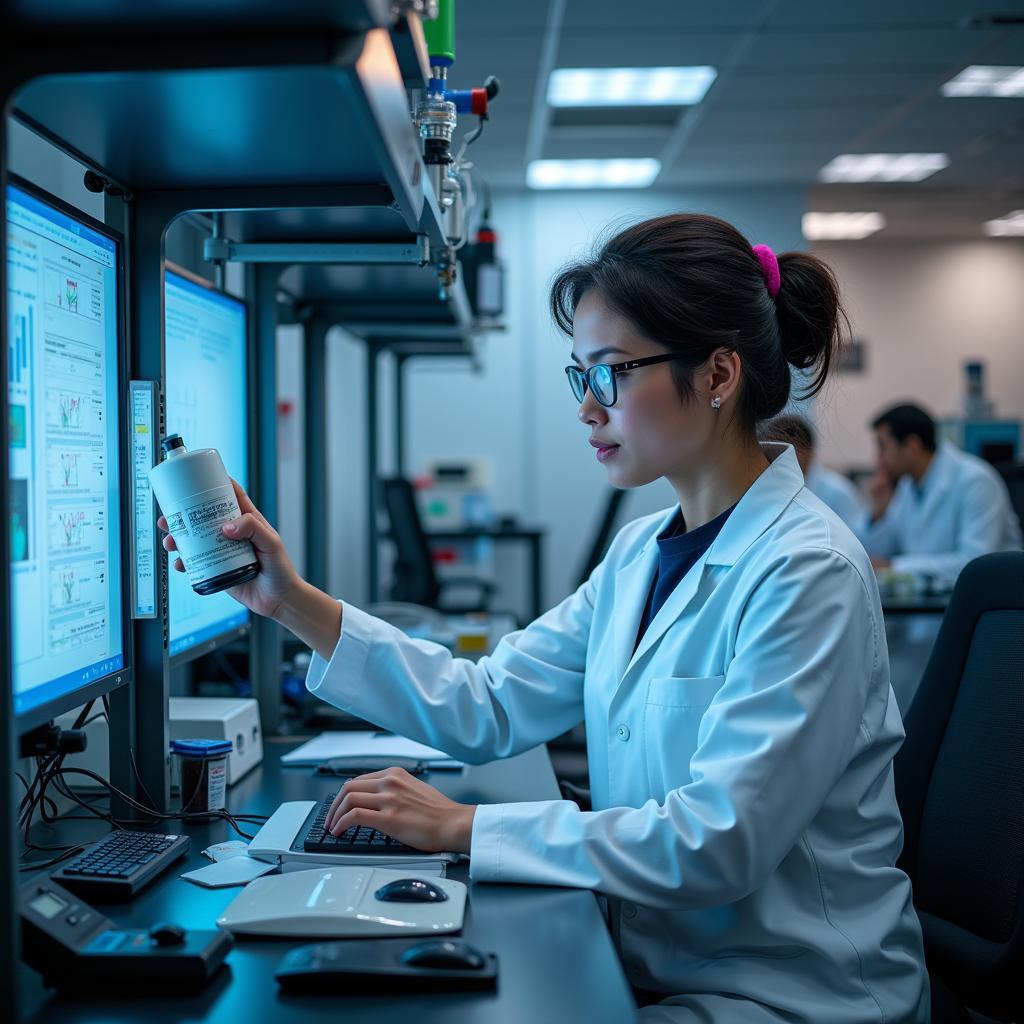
top-left (115, 193), bottom-right (178, 815)
top-left (203, 238), bottom-right (429, 266)
top-left (248, 264), bottom-right (283, 737)
top-left (394, 353), bottom-right (408, 476)
top-left (304, 318), bottom-right (330, 593)
top-left (367, 342), bottom-right (382, 603)
top-left (531, 534), bottom-right (546, 622)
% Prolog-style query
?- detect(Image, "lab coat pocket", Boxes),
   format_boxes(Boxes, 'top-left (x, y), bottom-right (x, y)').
top-left (643, 675), bottom-right (724, 797)
top-left (645, 674), bottom-right (725, 708)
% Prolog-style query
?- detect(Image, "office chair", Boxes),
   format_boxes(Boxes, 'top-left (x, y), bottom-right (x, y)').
top-left (550, 489), bottom-right (631, 799)
top-left (894, 551), bottom-right (1024, 1023)
top-left (995, 462), bottom-right (1024, 531)
top-left (378, 476), bottom-right (494, 615)
top-left (574, 487), bottom-right (628, 589)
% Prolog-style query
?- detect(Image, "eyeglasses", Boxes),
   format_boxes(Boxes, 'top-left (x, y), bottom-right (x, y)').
top-left (564, 353), bottom-right (685, 408)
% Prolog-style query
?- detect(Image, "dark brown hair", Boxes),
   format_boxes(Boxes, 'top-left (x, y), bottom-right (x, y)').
top-left (759, 413), bottom-right (815, 451)
top-left (872, 403), bottom-right (936, 453)
top-left (550, 213), bottom-right (848, 430)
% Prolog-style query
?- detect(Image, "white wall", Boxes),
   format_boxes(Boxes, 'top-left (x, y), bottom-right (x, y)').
top-left (813, 240), bottom-right (1024, 470)
top-left (340, 187), bottom-right (808, 611)
top-left (326, 329), bottom-right (370, 604)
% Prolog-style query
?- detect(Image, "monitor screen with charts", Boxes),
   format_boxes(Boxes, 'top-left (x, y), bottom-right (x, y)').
top-left (164, 268), bottom-right (250, 661)
top-left (7, 181), bottom-right (127, 730)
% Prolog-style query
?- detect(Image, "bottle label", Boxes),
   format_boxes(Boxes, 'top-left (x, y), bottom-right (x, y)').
top-left (163, 483), bottom-right (255, 586)
top-left (206, 759), bottom-right (227, 811)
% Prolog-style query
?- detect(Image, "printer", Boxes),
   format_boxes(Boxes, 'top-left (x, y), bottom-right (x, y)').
top-left (169, 697), bottom-right (262, 785)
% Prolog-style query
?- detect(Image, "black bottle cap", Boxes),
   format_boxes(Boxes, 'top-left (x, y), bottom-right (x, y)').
top-left (160, 434), bottom-right (186, 456)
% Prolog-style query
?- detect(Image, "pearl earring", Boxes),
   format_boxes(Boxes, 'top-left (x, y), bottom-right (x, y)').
top-left (711, 395), bottom-right (722, 410)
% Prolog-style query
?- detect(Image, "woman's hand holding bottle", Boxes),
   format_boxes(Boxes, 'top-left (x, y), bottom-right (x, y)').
top-left (158, 478), bottom-right (342, 658)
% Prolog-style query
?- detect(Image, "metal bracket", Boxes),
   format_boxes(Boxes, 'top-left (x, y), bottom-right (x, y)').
top-left (202, 236), bottom-right (430, 266)
top-left (393, 0), bottom-right (439, 17)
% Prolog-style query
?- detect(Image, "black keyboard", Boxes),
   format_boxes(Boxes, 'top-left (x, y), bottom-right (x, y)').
top-left (301, 794), bottom-right (421, 855)
top-left (51, 831), bottom-right (191, 901)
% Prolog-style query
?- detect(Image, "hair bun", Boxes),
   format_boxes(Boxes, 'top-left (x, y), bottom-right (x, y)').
top-left (774, 252), bottom-right (847, 394)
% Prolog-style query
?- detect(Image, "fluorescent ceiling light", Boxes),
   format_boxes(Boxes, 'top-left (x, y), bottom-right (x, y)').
top-left (984, 210), bottom-right (1024, 236)
top-left (548, 66), bottom-right (717, 107)
top-left (803, 212), bottom-right (886, 240)
top-left (527, 159), bottom-right (662, 190)
top-left (941, 66), bottom-right (1024, 98)
top-left (818, 154), bottom-right (949, 183)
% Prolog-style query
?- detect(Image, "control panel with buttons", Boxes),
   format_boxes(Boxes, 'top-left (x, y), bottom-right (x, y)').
top-left (18, 877), bottom-right (232, 993)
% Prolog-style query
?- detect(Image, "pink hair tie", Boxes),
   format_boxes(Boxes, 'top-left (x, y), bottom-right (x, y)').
top-left (752, 244), bottom-right (781, 300)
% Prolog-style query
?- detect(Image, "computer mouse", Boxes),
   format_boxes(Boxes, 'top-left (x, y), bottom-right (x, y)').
top-left (149, 921), bottom-right (187, 946)
top-left (374, 878), bottom-right (449, 903)
top-left (400, 939), bottom-right (485, 970)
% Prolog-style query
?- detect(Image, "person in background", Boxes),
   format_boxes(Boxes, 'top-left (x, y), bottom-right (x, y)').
top-left (759, 413), bottom-right (865, 530)
top-left (859, 402), bottom-right (1022, 583)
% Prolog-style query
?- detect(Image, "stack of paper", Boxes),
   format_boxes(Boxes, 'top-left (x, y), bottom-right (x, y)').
top-left (181, 842), bottom-right (277, 888)
top-left (281, 731), bottom-right (464, 769)
top-left (182, 857), bottom-right (277, 889)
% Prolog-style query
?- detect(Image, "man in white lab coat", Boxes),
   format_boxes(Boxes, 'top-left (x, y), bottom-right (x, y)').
top-left (759, 413), bottom-right (865, 530)
top-left (859, 403), bottom-right (1022, 585)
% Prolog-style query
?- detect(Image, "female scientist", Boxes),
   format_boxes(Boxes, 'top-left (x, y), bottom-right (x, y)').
top-left (161, 214), bottom-right (928, 1023)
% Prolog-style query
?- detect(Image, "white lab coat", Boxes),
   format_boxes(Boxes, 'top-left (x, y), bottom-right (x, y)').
top-left (858, 440), bottom-right (1022, 583)
top-left (308, 443), bottom-right (929, 1024)
top-left (805, 460), bottom-right (865, 532)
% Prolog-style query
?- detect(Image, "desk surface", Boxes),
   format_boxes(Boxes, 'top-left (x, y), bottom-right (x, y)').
top-left (20, 742), bottom-right (637, 1023)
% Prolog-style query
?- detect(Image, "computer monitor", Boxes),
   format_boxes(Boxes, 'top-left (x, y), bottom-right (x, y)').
top-left (163, 266), bottom-right (250, 664)
top-left (6, 179), bottom-right (130, 732)
top-left (963, 420), bottom-right (1020, 466)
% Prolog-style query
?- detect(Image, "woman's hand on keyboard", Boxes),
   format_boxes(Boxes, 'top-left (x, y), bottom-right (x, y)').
top-left (324, 768), bottom-right (477, 855)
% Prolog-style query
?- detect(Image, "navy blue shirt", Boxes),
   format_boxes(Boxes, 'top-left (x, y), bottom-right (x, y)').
top-left (635, 504), bottom-right (736, 649)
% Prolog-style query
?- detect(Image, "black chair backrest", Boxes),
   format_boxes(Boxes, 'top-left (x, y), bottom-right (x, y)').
top-left (894, 551), bottom-right (1024, 1020)
top-left (995, 462), bottom-right (1024, 531)
top-left (575, 488), bottom-right (627, 588)
top-left (379, 476), bottom-right (440, 607)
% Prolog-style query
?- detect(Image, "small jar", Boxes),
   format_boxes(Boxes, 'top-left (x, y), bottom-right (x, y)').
top-left (170, 738), bottom-right (232, 813)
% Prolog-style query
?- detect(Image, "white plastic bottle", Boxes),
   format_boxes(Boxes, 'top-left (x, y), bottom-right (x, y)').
top-left (148, 434), bottom-right (259, 595)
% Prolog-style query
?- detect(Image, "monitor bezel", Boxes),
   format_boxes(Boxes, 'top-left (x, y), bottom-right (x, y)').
top-left (162, 262), bottom-right (252, 669)
top-left (8, 174), bottom-right (134, 735)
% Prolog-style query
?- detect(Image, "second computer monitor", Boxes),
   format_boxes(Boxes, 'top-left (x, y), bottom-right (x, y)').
top-left (163, 267), bottom-right (250, 662)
